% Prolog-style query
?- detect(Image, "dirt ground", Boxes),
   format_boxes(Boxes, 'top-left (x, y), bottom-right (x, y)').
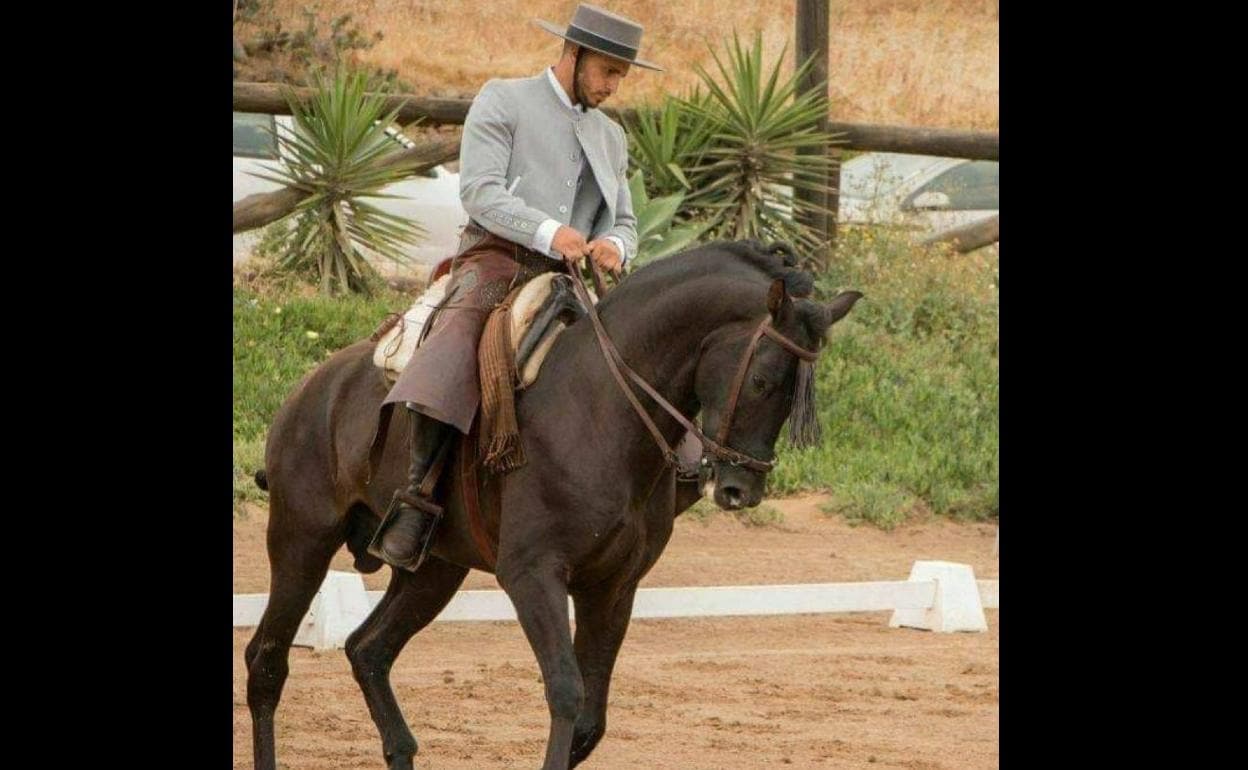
top-left (233, 495), bottom-right (999, 768)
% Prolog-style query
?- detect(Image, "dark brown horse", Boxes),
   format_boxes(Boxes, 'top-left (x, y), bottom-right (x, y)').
top-left (245, 240), bottom-right (861, 770)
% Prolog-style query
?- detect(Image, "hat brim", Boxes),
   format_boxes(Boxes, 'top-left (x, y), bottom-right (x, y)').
top-left (533, 19), bottom-right (664, 72)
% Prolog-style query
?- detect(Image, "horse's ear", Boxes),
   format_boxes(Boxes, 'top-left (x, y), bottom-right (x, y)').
top-left (820, 290), bottom-right (863, 329)
top-left (767, 278), bottom-right (792, 320)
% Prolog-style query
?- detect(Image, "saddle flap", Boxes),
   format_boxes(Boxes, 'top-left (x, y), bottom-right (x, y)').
top-left (373, 273), bottom-right (452, 383)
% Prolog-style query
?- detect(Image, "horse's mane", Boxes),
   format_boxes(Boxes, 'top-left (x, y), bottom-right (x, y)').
top-left (598, 239), bottom-right (815, 314)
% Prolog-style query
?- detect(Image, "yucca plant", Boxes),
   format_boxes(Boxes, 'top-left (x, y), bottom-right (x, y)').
top-left (686, 32), bottom-right (843, 252)
top-left (626, 32), bottom-right (844, 260)
top-left (627, 169), bottom-right (712, 268)
top-left (626, 88), bottom-right (717, 201)
top-left (251, 67), bottom-right (427, 295)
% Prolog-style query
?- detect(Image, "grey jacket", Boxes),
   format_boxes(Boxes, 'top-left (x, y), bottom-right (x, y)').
top-left (458, 71), bottom-right (638, 263)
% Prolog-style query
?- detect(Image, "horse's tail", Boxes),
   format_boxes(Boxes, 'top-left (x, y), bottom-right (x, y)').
top-left (254, 470), bottom-right (269, 491)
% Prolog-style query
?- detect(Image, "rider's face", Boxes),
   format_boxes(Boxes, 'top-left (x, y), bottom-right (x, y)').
top-left (574, 50), bottom-right (630, 108)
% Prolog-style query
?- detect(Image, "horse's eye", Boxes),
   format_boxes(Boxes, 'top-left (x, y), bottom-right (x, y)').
top-left (751, 374), bottom-right (768, 394)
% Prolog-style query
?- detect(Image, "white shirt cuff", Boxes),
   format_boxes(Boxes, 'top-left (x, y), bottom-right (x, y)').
top-left (534, 218), bottom-right (562, 257)
top-left (605, 235), bottom-right (627, 266)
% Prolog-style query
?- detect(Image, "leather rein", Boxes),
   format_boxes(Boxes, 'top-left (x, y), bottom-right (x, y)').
top-left (566, 257), bottom-right (819, 475)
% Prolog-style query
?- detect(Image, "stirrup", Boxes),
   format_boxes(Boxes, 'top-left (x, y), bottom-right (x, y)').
top-left (367, 491), bottom-right (445, 572)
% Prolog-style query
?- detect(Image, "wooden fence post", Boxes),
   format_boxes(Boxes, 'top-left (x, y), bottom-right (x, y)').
top-left (796, 0), bottom-right (834, 268)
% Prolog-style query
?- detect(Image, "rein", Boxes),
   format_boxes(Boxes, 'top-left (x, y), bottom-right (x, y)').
top-left (565, 257), bottom-right (820, 474)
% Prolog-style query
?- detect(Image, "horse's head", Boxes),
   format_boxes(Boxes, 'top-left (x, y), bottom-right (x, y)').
top-left (695, 277), bottom-right (862, 510)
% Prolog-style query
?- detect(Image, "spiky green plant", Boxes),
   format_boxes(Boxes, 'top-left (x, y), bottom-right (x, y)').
top-left (686, 32), bottom-right (843, 251)
top-left (251, 67), bottom-right (427, 295)
top-left (626, 88), bottom-right (717, 200)
top-left (626, 32), bottom-right (844, 259)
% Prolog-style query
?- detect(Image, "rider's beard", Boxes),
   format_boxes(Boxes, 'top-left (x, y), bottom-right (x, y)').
top-left (572, 50), bottom-right (591, 109)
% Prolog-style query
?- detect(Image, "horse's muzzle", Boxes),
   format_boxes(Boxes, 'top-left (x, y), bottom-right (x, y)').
top-left (707, 459), bottom-right (766, 511)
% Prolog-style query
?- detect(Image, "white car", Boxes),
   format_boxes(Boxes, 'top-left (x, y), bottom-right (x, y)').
top-left (837, 152), bottom-right (999, 237)
top-left (232, 111), bottom-right (468, 271)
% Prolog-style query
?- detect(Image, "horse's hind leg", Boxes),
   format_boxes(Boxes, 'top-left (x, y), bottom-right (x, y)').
top-left (245, 516), bottom-right (343, 770)
top-left (345, 555), bottom-right (468, 770)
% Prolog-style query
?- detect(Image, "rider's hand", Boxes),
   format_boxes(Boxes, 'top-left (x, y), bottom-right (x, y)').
top-left (552, 226), bottom-right (590, 264)
top-left (587, 238), bottom-right (622, 274)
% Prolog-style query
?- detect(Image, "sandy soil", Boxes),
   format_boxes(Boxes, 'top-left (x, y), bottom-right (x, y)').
top-left (233, 495), bottom-right (999, 768)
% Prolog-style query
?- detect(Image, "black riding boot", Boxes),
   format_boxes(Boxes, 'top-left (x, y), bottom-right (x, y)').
top-left (368, 409), bottom-right (454, 572)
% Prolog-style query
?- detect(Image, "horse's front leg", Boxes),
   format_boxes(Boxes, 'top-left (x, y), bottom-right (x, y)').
top-left (568, 583), bottom-right (638, 768)
top-left (498, 558), bottom-right (583, 770)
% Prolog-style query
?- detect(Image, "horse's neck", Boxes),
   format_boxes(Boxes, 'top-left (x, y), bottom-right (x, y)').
top-left (584, 278), bottom-right (752, 449)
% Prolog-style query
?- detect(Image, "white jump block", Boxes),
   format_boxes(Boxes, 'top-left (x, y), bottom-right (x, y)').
top-left (233, 566), bottom-right (999, 638)
top-left (292, 571), bottom-right (372, 650)
top-left (889, 561), bottom-right (988, 633)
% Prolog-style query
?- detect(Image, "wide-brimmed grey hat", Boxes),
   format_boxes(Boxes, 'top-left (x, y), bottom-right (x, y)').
top-left (534, 3), bottom-right (663, 71)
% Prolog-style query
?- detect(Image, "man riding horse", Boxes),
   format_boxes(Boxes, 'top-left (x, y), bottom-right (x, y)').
top-left (368, 3), bottom-right (664, 572)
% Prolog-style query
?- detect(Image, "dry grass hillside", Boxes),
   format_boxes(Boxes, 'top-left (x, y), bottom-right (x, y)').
top-left (235, 0), bottom-right (998, 129)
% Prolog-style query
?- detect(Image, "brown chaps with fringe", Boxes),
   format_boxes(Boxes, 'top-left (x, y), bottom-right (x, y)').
top-left (369, 228), bottom-right (567, 475)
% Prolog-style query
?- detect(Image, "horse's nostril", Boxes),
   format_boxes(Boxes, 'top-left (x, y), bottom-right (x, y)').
top-left (723, 486), bottom-right (744, 508)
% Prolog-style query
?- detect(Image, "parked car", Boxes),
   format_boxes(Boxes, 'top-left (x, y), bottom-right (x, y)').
top-left (232, 111), bottom-right (468, 270)
top-left (837, 152), bottom-right (999, 237)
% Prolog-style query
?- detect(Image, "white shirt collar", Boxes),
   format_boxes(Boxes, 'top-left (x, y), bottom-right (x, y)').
top-left (546, 67), bottom-right (585, 113)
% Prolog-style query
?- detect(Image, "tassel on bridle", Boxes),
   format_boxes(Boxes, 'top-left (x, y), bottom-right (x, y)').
top-left (788, 359), bottom-right (820, 449)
